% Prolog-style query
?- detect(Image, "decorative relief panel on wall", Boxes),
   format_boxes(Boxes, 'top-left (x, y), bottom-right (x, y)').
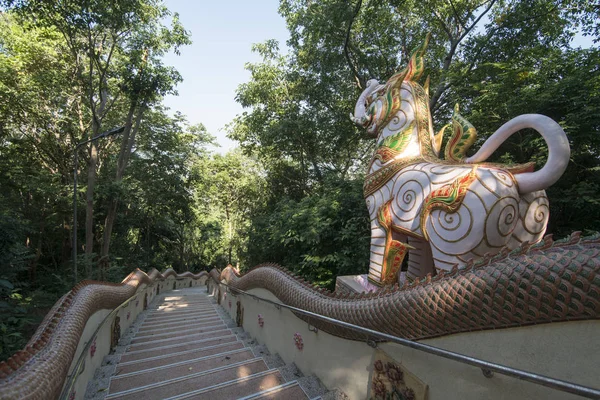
top-left (293, 333), bottom-right (304, 350)
top-left (368, 350), bottom-right (427, 400)
top-left (89, 337), bottom-right (97, 358)
top-left (236, 300), bottom-right (243, 327)
top-left (110, 316), bottom-right (121, 351)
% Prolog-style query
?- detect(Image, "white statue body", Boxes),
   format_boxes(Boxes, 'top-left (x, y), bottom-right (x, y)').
top-left (352, 38), bottom-right (570, 286)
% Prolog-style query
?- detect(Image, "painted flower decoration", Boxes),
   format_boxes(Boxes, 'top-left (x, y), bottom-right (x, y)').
top-left (372, 377), bottom-right (386, 398)
top-left (402, 387), bottom-right (416, 400)
top-left (89, 338), bottom-right (97, 357)
top-left (68, 390), bottom-right (76, 400)
top-left (374, 360), bottom-right (384, 372)
top-left (386, 363), bottom-right (404, 383)
top-left (293, 332), bottom-right (303, 350)
top-left (258, 314), bottom-right (264, 327)
top-left (127, 311), bottom-right (131, 320)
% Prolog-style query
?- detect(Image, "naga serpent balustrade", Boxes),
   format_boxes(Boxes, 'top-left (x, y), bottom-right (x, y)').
top-left (0, 269), bottom-right (208, 400)
top-left (213, 232), bottom-right (600, 342)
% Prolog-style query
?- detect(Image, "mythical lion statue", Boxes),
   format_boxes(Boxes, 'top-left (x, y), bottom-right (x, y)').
top-left (351, 35), bottom-right (570, 286)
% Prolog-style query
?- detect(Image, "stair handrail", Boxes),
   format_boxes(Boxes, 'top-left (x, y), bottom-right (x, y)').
top-left (216, 281), bottom-right (600, 399)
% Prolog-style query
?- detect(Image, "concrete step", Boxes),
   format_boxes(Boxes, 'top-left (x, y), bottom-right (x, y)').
top-left (165, 369), bottom-right (286, 400)
top-left (151, 304), bottom-right (212, 311)
top-left (147, 306), bottom-right (216, 316)
top-left (158, 298), bottom-right (209, 304)
top-left (107, 359), bottom-right (270, 400)
top-left (148, 303), bottom-right (214, 314)
top-left (145, 310), bottom-right (217, 321)
top-left (142, 310), bottom-right (218, 324)
top-left (155, 299), bottom-right (211, 305)
top-left (119, 336), bottom-right (240, 366)
top-left (140, 313), bottom-right (219, 327)
top-left (110, 350), bottom-right (259, 392)
top-left (240, 381), bottom-right (309, 399)
top-left (136, 317), bottom-right (223, 334)
top-left (132, 323), bottom-right (226, 343)
top-left (127, 328), bottom-right (231, 352)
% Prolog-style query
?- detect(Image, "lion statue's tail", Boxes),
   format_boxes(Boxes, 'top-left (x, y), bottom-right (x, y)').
top-left (465, 114), bottom-right (570, 194)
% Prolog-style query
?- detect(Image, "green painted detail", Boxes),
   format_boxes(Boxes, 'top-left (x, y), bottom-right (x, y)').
top-left (444, 103), bottom-right (478, 161)
top-left (378, 122), bottom-right (414, 152)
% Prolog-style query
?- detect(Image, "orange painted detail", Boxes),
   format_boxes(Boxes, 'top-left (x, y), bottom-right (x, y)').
top-left (373, 147), bottom-right (400, 164)
top-left (420, 167), bottom-right (478, 240)
top-left (371, 198), bottom-right (414, 286)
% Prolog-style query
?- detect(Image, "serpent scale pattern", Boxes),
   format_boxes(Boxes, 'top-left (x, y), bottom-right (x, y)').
top-left (215, 233), bottom-right (600, 342)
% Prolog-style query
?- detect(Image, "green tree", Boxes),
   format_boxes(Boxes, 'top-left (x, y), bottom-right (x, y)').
top-left (0, 2), bottom-right (201, 359)
top-left (244, 177), bottom-right (370, 288)
top-left (97, 111), bottom-right (211, 273)
top-left (3, 0), bottom-right (192, 278)
top-left (193, 151), bottom-right (267, 267)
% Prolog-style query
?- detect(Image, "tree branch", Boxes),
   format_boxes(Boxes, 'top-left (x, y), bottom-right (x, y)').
top-left (449, 0), bottom-right (466, 30)
top-left (432, 8), bottom-right (453, 41)
top-left (464, 3), bottom-right (559, 74)
top-left (459, 0), bottom-right (498, 42)
top-left (429, 0), bottom-right (499, 113)
top-left (344, 0), bottom-right (365, 89)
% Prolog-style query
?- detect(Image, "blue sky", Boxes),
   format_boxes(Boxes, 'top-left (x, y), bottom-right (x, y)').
top-left (162, 0), bottom-right (290, 153)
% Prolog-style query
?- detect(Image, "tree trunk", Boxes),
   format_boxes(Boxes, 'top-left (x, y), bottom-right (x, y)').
top-left (29, 218), bottom-right (45, 285)
top-left (85, 140), bottom-right (98, 278)
top-left (225, 204), bottom-right (232, 265)
top-left (100, 104), bottom-right (145, 269)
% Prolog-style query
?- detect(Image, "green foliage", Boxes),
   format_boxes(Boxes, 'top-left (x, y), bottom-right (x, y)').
top-left (0, 1), bottom-right (201, 361)
top-left (0, 211), bottom-right (36, 361)
top-left (193, 150), bottom-right (267, 268)
top-left (244, 178), bottom-right (370, 288)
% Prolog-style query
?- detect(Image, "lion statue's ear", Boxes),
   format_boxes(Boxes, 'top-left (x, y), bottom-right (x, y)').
top-left (403, 32), bottom-right (430, 82)
top-left (386, 33), bottom-right (431, 89)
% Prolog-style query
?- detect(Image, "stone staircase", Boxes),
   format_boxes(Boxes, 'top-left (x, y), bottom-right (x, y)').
top-left (85, 287), bottom-right (340, 400)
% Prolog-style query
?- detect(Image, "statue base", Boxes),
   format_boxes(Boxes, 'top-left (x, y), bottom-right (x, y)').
top-left (335, 274), bottom-right (380, 294)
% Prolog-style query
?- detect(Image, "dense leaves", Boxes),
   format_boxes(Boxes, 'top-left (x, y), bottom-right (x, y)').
top-left (1, 0), bottom-right (599, 361)
top-left (0, 2), bottom-right (202, 360)
top-left (244, 178), bottom-right (370, 289)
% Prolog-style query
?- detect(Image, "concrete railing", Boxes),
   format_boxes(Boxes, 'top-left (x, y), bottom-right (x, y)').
top-left (0, 268), bottom-right (208, 400)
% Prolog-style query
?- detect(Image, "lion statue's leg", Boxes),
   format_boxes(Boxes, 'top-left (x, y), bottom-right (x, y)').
top-left (367, 198), bottom-right (415, 286)
top-left (368, 222), bottom-right (387, 284)
top-left (405, 237), bottom-right (435, 282)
